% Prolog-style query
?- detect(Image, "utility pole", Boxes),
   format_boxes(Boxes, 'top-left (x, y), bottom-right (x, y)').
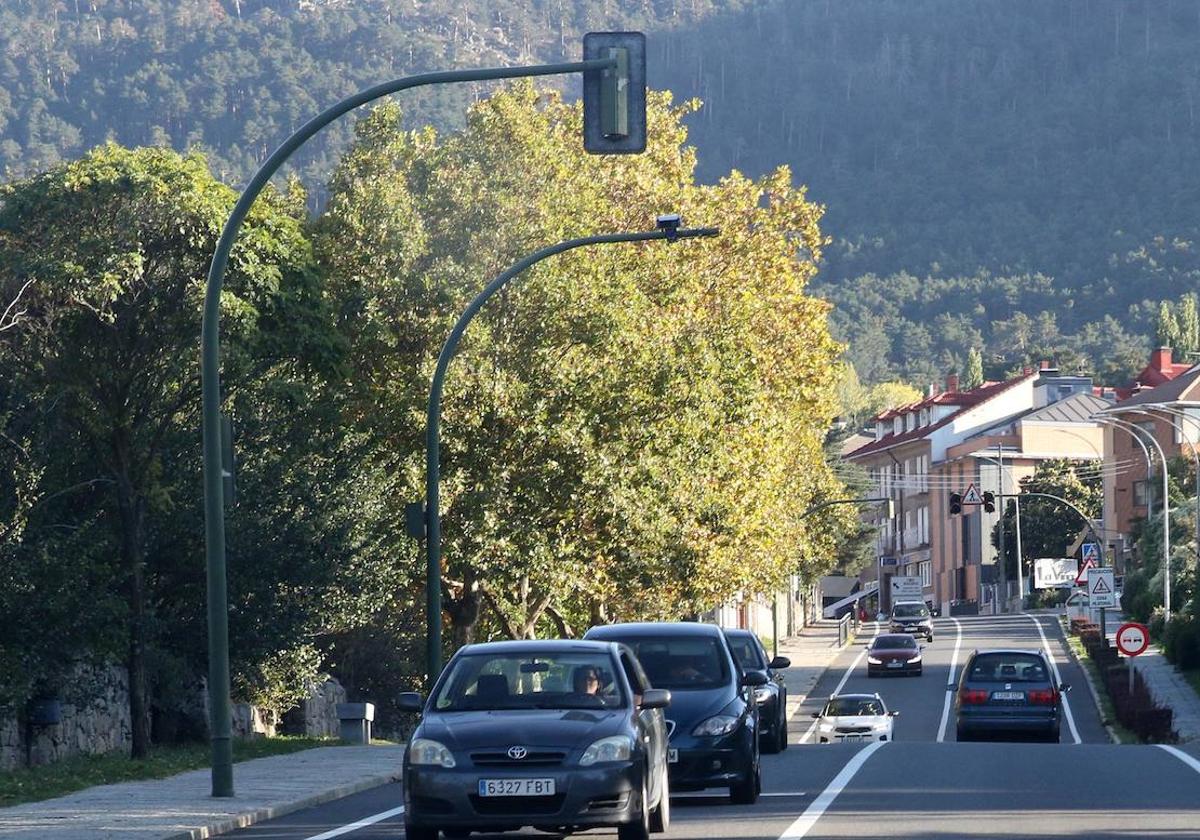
top-left (997, 443), bottom-right (1007, 614)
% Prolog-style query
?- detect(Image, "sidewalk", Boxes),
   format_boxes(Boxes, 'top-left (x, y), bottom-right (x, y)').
top-left (0, 744), bottom-right (405, 840)
top-left (775, 618), bottom-right (851, 724)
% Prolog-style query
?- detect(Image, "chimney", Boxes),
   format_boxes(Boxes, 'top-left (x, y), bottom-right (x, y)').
top-left (1151, 347), bottom-right (1173, 372)
top-left (946, 373), bottom-right (959, 393)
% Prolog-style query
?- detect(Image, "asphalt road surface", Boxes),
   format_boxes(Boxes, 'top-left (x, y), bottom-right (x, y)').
top-left (228, 614), bottom-right (1200, 840)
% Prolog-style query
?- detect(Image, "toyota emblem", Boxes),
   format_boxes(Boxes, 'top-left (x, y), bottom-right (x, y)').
top-left (507, 745), bottom-right (528, 760)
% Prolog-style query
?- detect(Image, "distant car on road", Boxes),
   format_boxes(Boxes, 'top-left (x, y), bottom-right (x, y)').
top-left (953, 648), bottom-right (1070, 743)
top-left (584, 622), bottom-right (764, 804)
top-left (723, 628), bottom-right (791, 753)
top-left (810, 693), bottom-right (898, 744)
top-left (866, 633), bottom-right (924, 677)
top-left (399, 639), bottom-right (672, 840)
top-left (889, 601), bottom-right (934, 640)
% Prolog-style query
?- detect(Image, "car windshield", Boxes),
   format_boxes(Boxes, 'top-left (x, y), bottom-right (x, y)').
top-left (893, 603), bottom-right (929, 618)
top-left (873, 635), bottom-right (918, 650)
top-left (726, 635), bottom-right (765, 670)
top-left (824, 697), bottom-right (884, 716)
top-left (966, 653), bottom-right (1049, 683)
top-left (620, 636), bottom-right (731, 689)
top-left (433, 652), bottom-right (626, 711)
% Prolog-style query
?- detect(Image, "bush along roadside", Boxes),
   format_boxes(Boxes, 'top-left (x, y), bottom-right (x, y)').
top-left (1069, 617), bottom-right (1176, 743)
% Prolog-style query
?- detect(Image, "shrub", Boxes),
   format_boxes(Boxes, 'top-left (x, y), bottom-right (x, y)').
top-left (1162, 614), bottom-right (1200, 670)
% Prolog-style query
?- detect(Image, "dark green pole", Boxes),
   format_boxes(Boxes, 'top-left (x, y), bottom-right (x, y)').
top-left (201, 56), bottom-right (618, 799)
top-left (424, 225), bottom-right (719, 684)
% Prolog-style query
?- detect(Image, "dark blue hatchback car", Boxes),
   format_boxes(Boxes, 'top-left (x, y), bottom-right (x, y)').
top-left (953, 648), bottom-right (1070, 742)
top-left (584, 622), bottom-right (765, 804)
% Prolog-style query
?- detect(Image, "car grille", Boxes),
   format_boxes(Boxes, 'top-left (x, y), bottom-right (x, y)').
top-left (835, 725), bottom-right (873, 734)
top-left (469, 793), bottom-right (566, 815)
top-left (470, 750), bottom-right (567, 767)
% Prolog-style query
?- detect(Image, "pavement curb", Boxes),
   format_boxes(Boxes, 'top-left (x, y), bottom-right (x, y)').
top-left (1055, 616), bottom-right (1120, 745)
top-left (160, 769), bottom-right (403, 840)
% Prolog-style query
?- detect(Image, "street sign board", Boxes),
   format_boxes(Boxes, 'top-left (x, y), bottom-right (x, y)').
top-left (891, 575), bottom-right (923, 601)
top-left (1116, 622), bottom-right (1150, 657)
top-left (1081, 542), bottom-right (1100, 564)
top-left (879, 556), bottom-right (899, 567)
top-left (1034, 558), bottom-right (1077, 589)
top-left (961, 483), bottom-right (984, 505)
top-left (1087, 567), bottom-right (1117, 608)
top-left (1074, 558), bottom-right (1096, 586)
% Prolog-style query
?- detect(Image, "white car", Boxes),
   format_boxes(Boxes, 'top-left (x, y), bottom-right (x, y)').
top-left (810, 693), bottom-right (898, 744)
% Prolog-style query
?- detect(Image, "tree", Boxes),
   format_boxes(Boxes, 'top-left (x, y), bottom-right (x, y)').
top-left (1178, 294), bottom-right (1200, 358)
top-left (962, 347), bottom-right (984, 390)
top-left (0, 144), bottom-right (328, 754)
top-left (1155, 300), bottom-right (1181, 350)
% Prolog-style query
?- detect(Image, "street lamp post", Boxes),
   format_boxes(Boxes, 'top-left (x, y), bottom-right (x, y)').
top-left (201, 45), bottom-right (642, 798)
top-left (1096, 414), bottom-right (1171, 619)
top-left (422, 222), bottom-right (720, 684)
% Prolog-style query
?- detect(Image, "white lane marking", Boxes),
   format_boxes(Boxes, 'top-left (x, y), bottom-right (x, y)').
top-left (936, 616), bottom-right (964, 742)
top-left (304, 805), bottom-right (405, 840)
top-left (1159, 744), bottom-right (1200, 775)
top-left (675, 791), bottom-right (807, 799)
top-left (798, 621), bottom-right (880, 744)
top-left (1027, 614), bottom-right (1081, 744)
top-left (778, 742), bottom-right (887, 838)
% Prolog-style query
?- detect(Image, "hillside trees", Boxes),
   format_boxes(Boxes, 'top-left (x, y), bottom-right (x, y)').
top-left (315, 84), bottom-right (854, 651)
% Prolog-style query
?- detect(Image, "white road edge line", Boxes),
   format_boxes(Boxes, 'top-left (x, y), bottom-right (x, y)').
top-left (1027, 614), bottom-right (1081, 744)
top-left (936, 616), bottom-right (964, 742)
top-left (798, 621), bottom-right (880, 744)
top-left (304, 804), bottom-right (406, 840)
top-left (778, 742), bottom-right (887, 838)
top-left (1158, 744), bottom-right (1200, 775)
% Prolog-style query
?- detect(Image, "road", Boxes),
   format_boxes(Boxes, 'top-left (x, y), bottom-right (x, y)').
top-left (227, 614), bottom-right (1200, 840)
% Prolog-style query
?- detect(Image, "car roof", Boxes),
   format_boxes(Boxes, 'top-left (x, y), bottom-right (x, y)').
top-left (456, 639), bottom-right (618, 656)
top-left (967, 648), bottom-right (1046, 657)
top-left (892, 601), bottom-right (927, 607)
top-left (585, 621), bottom-right (725, 639)
top-left (721, 628), bottom-right (757, 639)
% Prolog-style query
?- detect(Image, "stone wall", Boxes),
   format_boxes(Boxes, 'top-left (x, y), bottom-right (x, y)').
top-left (303, 678), bottom-right (347, 738)
top-left (1, 663), bottom-right (132, 771)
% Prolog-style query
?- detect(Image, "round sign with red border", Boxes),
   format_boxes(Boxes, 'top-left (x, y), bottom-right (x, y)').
top-left (1116, 622), bottom-right (1150, 657)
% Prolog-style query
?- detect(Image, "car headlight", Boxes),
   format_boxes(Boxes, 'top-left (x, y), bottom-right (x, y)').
top-left (693, 714), bottom-right (739, 736)
top-left (409, 738), bottom-right (456, 768)
top-left (867, 656), bottom-right (882, 664)
top-left (817, 721), bottom-right (834, 732)
top-left (910, 655), bottom-right (922, 663)
top-left (753, 687), bottom-right (773, 704)
top-left (579, 735), bottom-right (633, 766)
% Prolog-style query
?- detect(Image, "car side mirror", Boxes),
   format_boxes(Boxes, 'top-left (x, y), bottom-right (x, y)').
top-left (741, 669), bottom-right (769, 687)
top-left (1059, 683), bottom-right (1072, 693)
top-left (398, 691), bottom-right (425, 713)
top-left (769, 656), bottom-right (791, 670)
top-left (810, 712), bottom-right (821, 718)
top-left (640, 688), bottom-right (671, 709)
top-left (889, 710), bottom-right (900, 717)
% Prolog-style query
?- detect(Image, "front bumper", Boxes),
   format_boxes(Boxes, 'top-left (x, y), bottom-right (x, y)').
top-left (817, 728), bottom-right (889, 744)
top-left (667, 728), bottom-right (756, 791)
top-left (890, 623), bottom-right (933, 638)
top-left (868, 659), bottom-right (921, 675)
top-left (404, 761), bottom-right (646, 831)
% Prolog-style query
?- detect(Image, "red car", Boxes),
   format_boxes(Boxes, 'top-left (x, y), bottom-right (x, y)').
top-left (866, 634), bottom-right (923, 677)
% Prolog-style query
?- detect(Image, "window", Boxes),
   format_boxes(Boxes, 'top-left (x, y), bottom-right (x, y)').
top-left (919, 560), bottom-right (932, 587)
top-left (1134, 480), bottom-right (1149, 507)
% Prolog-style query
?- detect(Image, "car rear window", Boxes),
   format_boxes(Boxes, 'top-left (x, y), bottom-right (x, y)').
top-left (619, 636), bottom-right (732, 690)
top-left (966, 653), bottom-right (1049, 683)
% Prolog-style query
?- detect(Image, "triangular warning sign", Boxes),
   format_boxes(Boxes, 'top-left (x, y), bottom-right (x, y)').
top-left (961, 483), bottom-right (984, 505)
top-left (1075, 558), bottom-right (1096, 586)
top-left (1091, 576), bottom-right (1112, 595)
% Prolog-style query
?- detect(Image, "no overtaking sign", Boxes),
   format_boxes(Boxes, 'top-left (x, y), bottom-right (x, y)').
top-left (1116, 622), bottom-right (1149, 657)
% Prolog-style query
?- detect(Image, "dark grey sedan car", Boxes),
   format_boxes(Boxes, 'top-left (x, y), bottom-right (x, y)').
top-left (953, 649), bottom-right (1070, 742)
top-left (400, 640), bottom-right (671, 840)
top-left (723, 628), bottom-right (791, 753)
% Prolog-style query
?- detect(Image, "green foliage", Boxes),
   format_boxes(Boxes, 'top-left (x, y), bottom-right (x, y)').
top-left (962, 347), bottom-right (984, 390)
top-left (1162, 614), bottom-right (1200, 672)
top-left (993, 459), bottom-right (1101, 581)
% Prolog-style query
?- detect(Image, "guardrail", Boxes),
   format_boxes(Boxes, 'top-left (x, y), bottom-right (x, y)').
top-left (837, 612), bottom-right (853, 647)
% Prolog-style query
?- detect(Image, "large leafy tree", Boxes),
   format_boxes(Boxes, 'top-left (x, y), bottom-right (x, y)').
top-left (0, 144), bottom-right (334, 752)
top-left (315, 84), bottom-right (853, 653)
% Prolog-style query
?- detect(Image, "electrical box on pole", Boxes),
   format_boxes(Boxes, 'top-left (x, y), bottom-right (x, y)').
top-left (582, 32), bottom-right (647, 154)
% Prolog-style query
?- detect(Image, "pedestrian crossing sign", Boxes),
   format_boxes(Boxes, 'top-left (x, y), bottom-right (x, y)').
top-left (1082, 542), bottom-right (1100, 563)
top-left (961, 483), bottom-right (984, 505)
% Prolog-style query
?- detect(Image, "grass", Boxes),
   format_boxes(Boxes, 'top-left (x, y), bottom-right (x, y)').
top-left (1061, 627), bottom-right (1138, 745)
top-left (0, 736), bottom-right (340, 808)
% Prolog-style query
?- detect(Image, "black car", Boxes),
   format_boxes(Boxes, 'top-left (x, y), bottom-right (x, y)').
top-left (400, 640), bottom-right (672, 840)
top-left (723, 628), bottom-right (791, 753)
top-left (584, 622), bottom-right (764, 804)
top-left (889, 601), bottom-right (934, 640)
top-left (953, 648), bottom-right (1070, 742)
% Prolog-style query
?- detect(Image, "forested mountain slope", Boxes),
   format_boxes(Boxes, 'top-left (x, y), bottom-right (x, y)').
top-left (2, 0), bottom-right (1197, 383)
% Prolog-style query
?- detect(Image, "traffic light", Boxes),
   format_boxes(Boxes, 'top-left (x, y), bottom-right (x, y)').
top-left (949, 493), bottom-right (962, 515)
top-left (582, 32), bottom-right (647, 154)
top-left (982, 491), bottom-right (996, 513)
